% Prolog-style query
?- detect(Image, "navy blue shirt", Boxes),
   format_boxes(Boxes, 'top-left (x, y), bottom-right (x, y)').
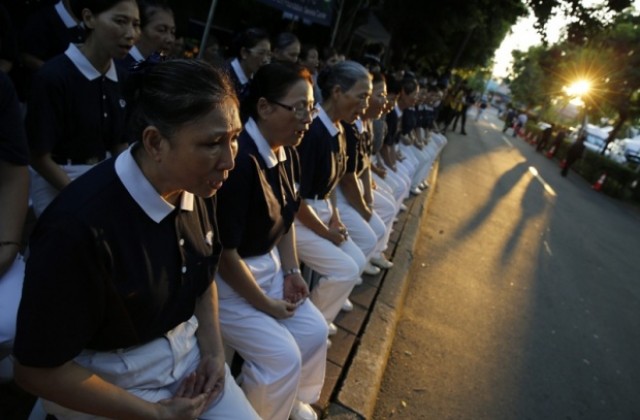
top-left (384, 108), bottom-right (400, 146)
top-left (401, 107), bottom-right (417, 135)
top-left (0, 72), bottom-right (28, 165)
top-left (224, 58), bottom-right (250, 111)
top-left (216, 120), bottom-right (300, 258)
top-left (14, 147), bottom-right (221, 367)
top-left (26, 44), bottom-right (128, 163)
top-left (342, 121), bottom-right (369, 176)
top-left (21, 3), bottom-right (85, 61)
top-left (296, 107), bottom-right (347, 199)
top-left (14, 2), bottom-right (85, 99)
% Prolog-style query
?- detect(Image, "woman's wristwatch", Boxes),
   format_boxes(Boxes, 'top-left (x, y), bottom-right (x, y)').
top-left (283, 267), bottom-right (302, 277)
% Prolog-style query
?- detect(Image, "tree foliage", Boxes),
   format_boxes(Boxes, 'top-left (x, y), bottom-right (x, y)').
top-left (527, 0), bottom-right (632, 43)
top-left (379, 0), bottom-right (527, 74)
top-left (509, 8), bottom-right (640, 152)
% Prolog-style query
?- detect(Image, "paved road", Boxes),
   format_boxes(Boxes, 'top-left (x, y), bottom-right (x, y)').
top-left (373, 110), bottom-right (640, 419)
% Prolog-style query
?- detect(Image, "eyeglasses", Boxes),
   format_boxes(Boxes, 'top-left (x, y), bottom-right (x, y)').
top-left (268, 99), bottom-right (318, 119)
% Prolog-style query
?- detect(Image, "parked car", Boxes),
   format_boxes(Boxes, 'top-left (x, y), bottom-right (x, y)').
top-left (621, 138), bottom-right (640, 164)
top-left (570, 125), bottom-right (640, 164)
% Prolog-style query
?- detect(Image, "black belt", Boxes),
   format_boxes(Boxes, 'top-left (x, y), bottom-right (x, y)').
top-left (52, 156), bottom-right (101, 165)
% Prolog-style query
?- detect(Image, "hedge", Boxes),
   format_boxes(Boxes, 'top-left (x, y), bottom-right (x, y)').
top-left (518, 125), bottom-right (640, 203)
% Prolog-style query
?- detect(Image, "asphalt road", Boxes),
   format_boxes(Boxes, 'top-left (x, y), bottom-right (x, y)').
top-left (373, 109), bottom-right (640, 420)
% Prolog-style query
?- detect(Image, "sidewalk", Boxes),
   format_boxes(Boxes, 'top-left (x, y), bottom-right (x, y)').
top-left (315, 160), bottom-right (441, 419)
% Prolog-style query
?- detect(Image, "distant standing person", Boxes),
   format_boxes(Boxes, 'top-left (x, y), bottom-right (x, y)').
top-left (561, 133), bottom-right (586, 177)
top-left (512, 111), bottom-right (527, 137)
top-left (475, 96), bottom-right (488, 121)
top-left (536, 125), bottom-right (553, 152)
top-left (502, 107), bottom-right (516, 133)
top-left (547, 129), bottom-right (566, 157)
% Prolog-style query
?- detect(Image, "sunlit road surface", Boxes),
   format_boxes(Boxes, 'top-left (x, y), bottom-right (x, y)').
top-left (374, 109), bottom-right (640, 419)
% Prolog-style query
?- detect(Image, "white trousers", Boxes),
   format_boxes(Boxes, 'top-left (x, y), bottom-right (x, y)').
top-left (373, 171), bottom-right (398, 201)
top-left (397, 143), bottom-right (419, 180)
top-left (295, 198), bottom-right (365, 324)
top-left (406, 144), bottom-right (432, 189)
top-left (216, 250), bottom-right (328, 420)
top-left (42, 316), bottom-right (259, 420)
top-left (336, 185), bottom-right (386, 260)
top-left (0, 256), bottom-right (24, 382)
top-left (30, 164), bottom-right (93, 217)
top-left (372, 189), bottom-right (397, 255)
top-left (383, 161), bottom-right (412, 203)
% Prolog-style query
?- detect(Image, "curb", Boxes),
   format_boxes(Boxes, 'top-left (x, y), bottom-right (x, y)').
top-left (326, 159), bottom-right (440, 419)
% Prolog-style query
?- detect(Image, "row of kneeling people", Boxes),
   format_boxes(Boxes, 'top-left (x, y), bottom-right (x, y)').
top-left (0, 58), bottom-right (446, 419)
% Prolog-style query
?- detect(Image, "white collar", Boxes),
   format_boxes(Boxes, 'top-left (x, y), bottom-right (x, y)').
top-left (231, 58), bottom-right (249, 85)
top-left (55, 0), bottom-right (77, 28)
top-left (354, 118), bottom-right (364, 134)
top-left (115, 145), bottom-right (194, 223)
top-left (316, 105), bottom-right (341, 137)
top-left (394, 104), bottom-right (402, 117)
top-left (65, 43), bottom-right (118, 82)
top-left (245, 118), bottom-right (286, 169)
top-left (128, 45), bottom-right (145, 62)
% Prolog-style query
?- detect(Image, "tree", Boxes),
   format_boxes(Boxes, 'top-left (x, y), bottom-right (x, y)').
top-left (378, 0), bottom-right (527, 74)
top-left (589, 11), bottom-right (640, 152)
top-left (508, 47), bottom-right (546, 109)
top-left (527, 0), bottom-right (632, 42)
top-left (510, 8), bottom-right (640, 154)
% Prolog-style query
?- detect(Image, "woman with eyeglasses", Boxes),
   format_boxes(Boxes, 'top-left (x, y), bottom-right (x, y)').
top-left (215, 62), bottom-right (327, 420)
top-left (294, 61), bottom-right (370, 340)
top-left (226, 27), bottom-right (270, 106)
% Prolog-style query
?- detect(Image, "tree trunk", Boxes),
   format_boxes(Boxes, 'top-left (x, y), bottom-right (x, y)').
top-left (602, 111), bottom-right (627, 155)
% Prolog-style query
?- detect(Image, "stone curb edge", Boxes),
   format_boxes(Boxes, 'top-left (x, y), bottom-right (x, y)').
top-left (326, 159), bottom-right (441, 419)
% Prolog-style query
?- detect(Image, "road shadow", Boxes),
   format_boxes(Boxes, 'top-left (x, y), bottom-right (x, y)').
top-left (454, 161), bottom-right (529, 241)
top-left (500, 176), bottom-right (548, 265)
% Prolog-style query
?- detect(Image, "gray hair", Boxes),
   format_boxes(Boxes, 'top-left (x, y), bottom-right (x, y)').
top-left (317, 60), bottom-right (371, 100)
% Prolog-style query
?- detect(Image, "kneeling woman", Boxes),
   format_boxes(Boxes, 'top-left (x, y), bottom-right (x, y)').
top-left (13, 60), bottom-right (259, 420)
top-left (215, 62), bottom-right (328, 420)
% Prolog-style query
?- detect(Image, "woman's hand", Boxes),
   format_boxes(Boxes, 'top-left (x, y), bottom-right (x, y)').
top-left (283, 272), bottom-right (309, 304)
top-left (327, 214), bottom-right (348, 245)
top-left (193, 353), bottom-right (226, 408)
top-left (371, 164), bottom-right (386, 179)
top-left (157, 376), bottom-right (210, 419)
top-left (265, 297), bottom-right (297, 319)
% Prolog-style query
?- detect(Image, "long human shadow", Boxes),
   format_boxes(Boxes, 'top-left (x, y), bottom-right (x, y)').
top-left (454, 161), bottom-right (529, 241)
top-left (500, 177), bottom-right (548, 265)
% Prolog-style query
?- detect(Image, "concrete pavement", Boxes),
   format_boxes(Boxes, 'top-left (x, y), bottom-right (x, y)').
top-left (315, 160), bottom-right (441, 419)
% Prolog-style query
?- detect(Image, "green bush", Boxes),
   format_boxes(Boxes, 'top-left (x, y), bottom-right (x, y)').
top-left (571, 150), bottom-right (640, 201)
top-left (512, 123), bottom-right (640, 203)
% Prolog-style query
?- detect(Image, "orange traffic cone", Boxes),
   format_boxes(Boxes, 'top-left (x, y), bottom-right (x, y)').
top-left (592, 173), bottom-right (607, 191)
top-left (545, 145), bottom-right (556, 158)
